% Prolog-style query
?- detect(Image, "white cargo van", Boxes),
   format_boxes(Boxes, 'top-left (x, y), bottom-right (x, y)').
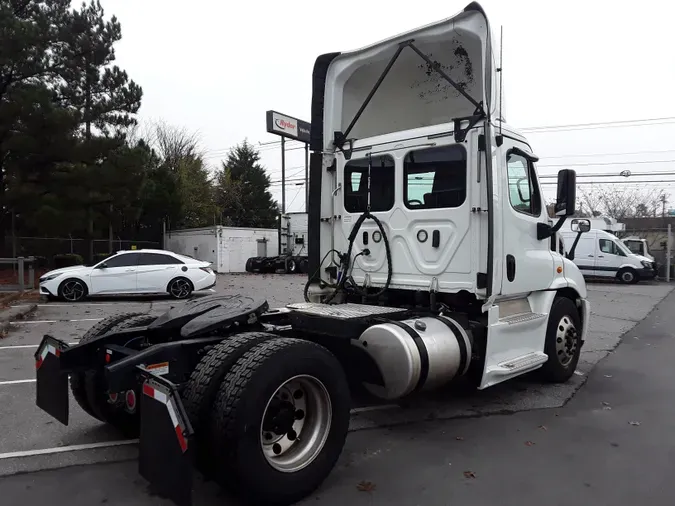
top-left (561, 225), bottom-right (656, 283)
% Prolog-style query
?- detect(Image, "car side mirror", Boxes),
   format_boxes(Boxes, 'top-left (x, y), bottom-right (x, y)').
top-left (98, 263), bottom-right (108, 269)
top-left (554, 169), bottom-right (577, 217)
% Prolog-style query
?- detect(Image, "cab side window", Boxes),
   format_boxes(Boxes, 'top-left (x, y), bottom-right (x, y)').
top-left (506, 152), bottom-right (542, 217)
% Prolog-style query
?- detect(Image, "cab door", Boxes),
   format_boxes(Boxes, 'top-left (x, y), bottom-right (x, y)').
top-left (498, 140), bottom-right (555, 296)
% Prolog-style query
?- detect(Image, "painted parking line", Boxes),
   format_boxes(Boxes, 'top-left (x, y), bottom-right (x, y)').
top-left (10, 318), bottom-right (104, 324)
top-left (0, 342), bottom-right (79, 350)
top-left (0, 439), bottom-right (139, 460)
top-left (0, 379), bottom-right (36, 385)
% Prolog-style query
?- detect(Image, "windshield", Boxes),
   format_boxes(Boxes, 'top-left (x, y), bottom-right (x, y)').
top-left (615, 240), bottom-right (633, 256)
top-left (624, 240), bottom-right (643, 255)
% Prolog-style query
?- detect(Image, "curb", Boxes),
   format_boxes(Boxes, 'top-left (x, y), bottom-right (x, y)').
top-left (0, 302), bottom-right (38, 338)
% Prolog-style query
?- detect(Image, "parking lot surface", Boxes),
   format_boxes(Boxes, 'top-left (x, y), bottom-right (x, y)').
top-left (0, 274), bottom-right (671, 481)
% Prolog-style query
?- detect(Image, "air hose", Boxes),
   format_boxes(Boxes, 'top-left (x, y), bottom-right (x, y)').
top-left (305, 153), bottom-right (394, 304)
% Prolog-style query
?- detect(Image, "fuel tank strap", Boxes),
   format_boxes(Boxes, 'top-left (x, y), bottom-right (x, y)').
top-left (429, 316), bottom-right (469, 379)
top-left (383, 320), bottom-right (429, 393)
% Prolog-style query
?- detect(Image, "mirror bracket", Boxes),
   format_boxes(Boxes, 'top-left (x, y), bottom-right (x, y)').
top-left (537, 216), bottom-right (568, 241)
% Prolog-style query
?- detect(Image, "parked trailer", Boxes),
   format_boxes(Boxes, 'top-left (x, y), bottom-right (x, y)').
top-left (246, 212), bottom-right (309, 274)
top-left (34, 4), bottom-right (591, 506)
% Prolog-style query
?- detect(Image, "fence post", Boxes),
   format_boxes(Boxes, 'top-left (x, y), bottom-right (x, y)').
top-left (17, 257), bottom-right (24, 293)
top-left (28, 257), bottom-right (35, 290)
top-left (668, 225), bottom-right (672, 283)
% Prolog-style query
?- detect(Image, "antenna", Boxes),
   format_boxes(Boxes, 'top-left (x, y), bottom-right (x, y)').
top-left (498, 25), bottom-right (504, 135)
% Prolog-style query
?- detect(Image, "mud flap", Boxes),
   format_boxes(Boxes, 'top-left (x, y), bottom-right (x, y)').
top-left (34, 336), bottom-right (70, 425)
top-left (138, 370), bottom-right (195, 506)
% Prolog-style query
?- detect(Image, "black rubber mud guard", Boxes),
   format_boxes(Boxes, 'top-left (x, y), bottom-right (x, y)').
top-left (34, 335), bottom-right (71, 425)
top-left (138, 369), bottom-right (195, 506)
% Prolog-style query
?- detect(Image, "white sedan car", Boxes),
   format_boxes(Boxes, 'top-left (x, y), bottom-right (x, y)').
top-left (39, 249), bottom-right (217, 302)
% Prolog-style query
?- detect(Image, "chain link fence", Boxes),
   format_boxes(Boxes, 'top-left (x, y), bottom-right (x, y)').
top-left (2, 237), bottom-right (161, 268)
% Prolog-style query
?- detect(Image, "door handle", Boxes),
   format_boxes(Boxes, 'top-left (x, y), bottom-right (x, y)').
top-left (587, 255), bottom-right (594, 257)
top-left (506, 254), bottom-right (516, 282)
top-left (597, 255), bottom-right (604, 258)
top-left (125, 269), bottom-right (136, 272)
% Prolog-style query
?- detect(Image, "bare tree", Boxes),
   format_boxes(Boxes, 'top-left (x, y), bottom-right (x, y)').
top-left (151, 120), bottom-right (204, 170)
top-left (578, 186), bottom-right (669, 221)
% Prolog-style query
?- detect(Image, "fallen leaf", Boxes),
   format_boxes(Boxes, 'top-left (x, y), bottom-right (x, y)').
top-left (356, 481), bottom-right (376, 492)
top-left (629, 421), bottom-right (641, 426)
top-left (604, 375), bottom-right (613, 378)
top-left (455, 436), bottom-right (464, 441)
top-left (463, 471), bottom-right (476, 479)
top-left (538, 425), bottom-right (547, 431)
top-left (603, 406), bottom-right (612, 410)
top-left (525, 441), bottom-right (536, 446)
top-left (602, 402), bottom-right (610, 406)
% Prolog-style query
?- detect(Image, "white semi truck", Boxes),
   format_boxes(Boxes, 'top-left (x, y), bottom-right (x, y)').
top-left (34, 3), bottom-right (591, 506)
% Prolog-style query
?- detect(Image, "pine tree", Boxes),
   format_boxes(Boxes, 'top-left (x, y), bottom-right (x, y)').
top-left (215, 141), bottom-right (279, 228)
top-left (55, 0), bottom-right (143, 260)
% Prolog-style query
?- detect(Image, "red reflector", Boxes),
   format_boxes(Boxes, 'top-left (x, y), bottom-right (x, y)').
top-left (142, 384), bottom-right (154, 398)
top-left (175, 425), bottom-right (188, 453)
top-left (55, 349), bottom-right (61, 357)
top-left (105, 353), bottom-right (111, 363)
top-left (35, 358), bottom-right (43, 370)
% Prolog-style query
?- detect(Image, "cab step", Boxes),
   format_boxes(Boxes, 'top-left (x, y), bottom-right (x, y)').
top-left (499, 311), bottom-right (547, 325)
top-left (487, 352), bottom-right (548, 377)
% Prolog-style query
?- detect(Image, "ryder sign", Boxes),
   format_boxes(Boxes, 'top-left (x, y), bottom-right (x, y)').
top-left (266, 110), bottom-right (311, 143)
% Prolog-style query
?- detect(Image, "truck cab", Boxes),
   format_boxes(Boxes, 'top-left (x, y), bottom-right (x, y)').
top-left (306, 1), bottom-right (590, 389)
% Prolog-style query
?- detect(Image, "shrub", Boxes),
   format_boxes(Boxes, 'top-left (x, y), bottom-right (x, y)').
top-left (53, 253), bottom-right (84, 268)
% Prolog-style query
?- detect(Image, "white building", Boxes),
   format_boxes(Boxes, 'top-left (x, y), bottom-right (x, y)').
top-left (165, 226), bottom-right (279, 273)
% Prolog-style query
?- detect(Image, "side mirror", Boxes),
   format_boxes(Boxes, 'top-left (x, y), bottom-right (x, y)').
top-left (570, 218), bottom-right (591, 233)
top-left (554, 169), bottom-right (577, 217)
top-left (566, 218), bottom-right (590, 261)
top-left (98, 263), bottom-right (108, 269)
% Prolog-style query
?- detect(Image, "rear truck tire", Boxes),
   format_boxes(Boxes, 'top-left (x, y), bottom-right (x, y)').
top-left (57, 278), bottom-right (88, 302)
top-left (284, 257), bottom-right (298, 274)
top-left (245, 258), bottom-right (254, 273)
top-left (181, 331), bottom-right (277, 477)
top-left (167, 277), bottom-right (193, 299)
top-left (299, 258), bottom-right (309, 274)
top-left (211, 338), bottom-right (350, 506)
top-left (70, 312), bottom-right (147, 420)
top-left (538, 297), bottom-right (583, 383)
top-left (617, 267), bottom-right (639, 284)
top-left (72, 313), bottom-right (157, 437)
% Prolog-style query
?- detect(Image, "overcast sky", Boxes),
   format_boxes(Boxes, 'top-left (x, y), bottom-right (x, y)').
top-left (98, 0), bottom-right (675, 214)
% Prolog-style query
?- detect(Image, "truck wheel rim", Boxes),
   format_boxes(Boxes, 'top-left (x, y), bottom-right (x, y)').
top-left (260, 374), bottom-right (332, 473)
top-left (622, 271), bottom-right (634, 282)
top-left (170, 279), bottom-right (191, 298)
top-left (62, 280), bottom-right (84, 301)
top-left (556, 316), bottom-right (578, 367)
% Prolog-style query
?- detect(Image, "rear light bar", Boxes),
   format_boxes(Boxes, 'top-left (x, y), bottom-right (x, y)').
top-left (199, 267), bottom-right (213, 274)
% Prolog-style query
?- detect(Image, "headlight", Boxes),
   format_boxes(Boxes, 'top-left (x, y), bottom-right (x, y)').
top-left (640, 260), bottom-right (652, 269)
top-left (40, 273), bottom-right (62, 283)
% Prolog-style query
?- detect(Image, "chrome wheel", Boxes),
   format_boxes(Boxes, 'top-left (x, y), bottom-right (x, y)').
top-left (61, 280), bottom-right (85, 301)
top-left (556, 315), bottom-right (578, 367)
top-left (260, 374), bottom-right (332, 473)
top-left (169, 278), bottom-right (192, 299)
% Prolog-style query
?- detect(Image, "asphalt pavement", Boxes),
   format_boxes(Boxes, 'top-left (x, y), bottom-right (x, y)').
top-left (0, 276), bottom-right (672, 505)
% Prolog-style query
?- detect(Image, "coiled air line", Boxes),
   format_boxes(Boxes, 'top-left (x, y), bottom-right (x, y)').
top-left (305, 153), bottom-right (393, 303)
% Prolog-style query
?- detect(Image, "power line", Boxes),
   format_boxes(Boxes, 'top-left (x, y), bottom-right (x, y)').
top-left (520, 116), bottom-right (675, 133)
top-left (538, 149), bottom-right (675, 160)
top-left (538, 159), bottom-right (675, 168)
